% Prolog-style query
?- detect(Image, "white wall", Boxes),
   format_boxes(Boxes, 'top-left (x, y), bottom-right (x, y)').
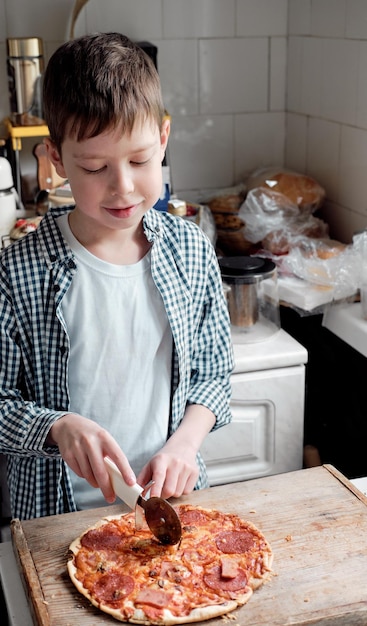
top-left (286, 0), bottom-right (367, 242)
top-left (0, 0), bottom-right (287, 201)
top-left (1, 0), bottom-right (367, 243)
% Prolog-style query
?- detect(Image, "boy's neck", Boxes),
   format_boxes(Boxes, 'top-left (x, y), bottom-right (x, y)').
top-left (67, 210), bottom-right (151, 265)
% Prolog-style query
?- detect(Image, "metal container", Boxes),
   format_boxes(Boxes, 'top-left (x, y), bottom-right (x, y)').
top-left (7, 37), bottom-right (44, 124)
top-left (219, 256), bottom-right (280, 343)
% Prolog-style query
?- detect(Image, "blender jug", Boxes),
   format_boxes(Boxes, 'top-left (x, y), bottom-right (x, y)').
top-left (219, 256), bottom-right (281, 343)
top-left (7, 37), bottom-right (44, 125)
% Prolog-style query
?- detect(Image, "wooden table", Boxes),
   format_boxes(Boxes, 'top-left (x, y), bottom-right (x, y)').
top-left (10, 465), bottom-right (367, 625)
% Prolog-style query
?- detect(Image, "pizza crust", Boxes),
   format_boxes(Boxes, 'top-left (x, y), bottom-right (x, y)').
top-left (67, 507), bottom-right (272, 624)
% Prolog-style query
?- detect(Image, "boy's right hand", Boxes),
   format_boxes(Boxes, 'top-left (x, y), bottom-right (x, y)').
top-left (47, 413), bottom-right (136, 503)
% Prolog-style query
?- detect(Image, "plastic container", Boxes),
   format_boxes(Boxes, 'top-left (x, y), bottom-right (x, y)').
top-left (219, 256), bottom-right (280, 343)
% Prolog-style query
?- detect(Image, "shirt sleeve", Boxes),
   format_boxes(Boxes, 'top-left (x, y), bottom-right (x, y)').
top-left (186, 243), bottom-right (234, 430)
top-left (157, 216), bottom-right (234, 436)
top-left (0, 255), bottom-right (66, 458)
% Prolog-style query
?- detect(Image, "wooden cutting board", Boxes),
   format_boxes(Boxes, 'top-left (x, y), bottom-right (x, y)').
top-left (10, 465), bottom-right (367, 626)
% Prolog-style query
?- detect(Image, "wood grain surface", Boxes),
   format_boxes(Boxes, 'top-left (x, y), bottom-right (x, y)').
top-left (10, 465), bottom-right (367, 626)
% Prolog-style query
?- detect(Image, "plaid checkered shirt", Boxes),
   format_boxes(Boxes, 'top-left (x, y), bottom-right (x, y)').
top-left (0, 206), bottom-right (233, 520)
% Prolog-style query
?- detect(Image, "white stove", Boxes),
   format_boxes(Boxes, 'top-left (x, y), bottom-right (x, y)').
top-left (201, 329), bottom-right (308, 485)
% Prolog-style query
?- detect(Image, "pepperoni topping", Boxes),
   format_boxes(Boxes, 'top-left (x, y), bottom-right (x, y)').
top-left (93, 571), bottom-right (134, 604)
top-left (203, 564), bottom-right (248, 592)
top-left (215, 530), bottom-right (254, 554)
top-left (81, 527), bottom-right (124, 551)
top-left (178, 508), bottom-right (210, 526)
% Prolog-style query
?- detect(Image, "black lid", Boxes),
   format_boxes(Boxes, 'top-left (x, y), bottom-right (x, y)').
top-left (219, 256), bottom-right (276, 284)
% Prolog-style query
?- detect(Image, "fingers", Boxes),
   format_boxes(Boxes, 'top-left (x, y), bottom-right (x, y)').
top-left (51, 415), bottom-right (199, 505)
top-left (160, 466), bottom-right (198, 499)
top-left (137, 454), bottom-right (199, 500)
top-left (51, 413), bottom-right (136, 503)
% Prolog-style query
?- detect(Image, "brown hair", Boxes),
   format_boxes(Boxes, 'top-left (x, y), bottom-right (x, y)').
top-left (43, 32), bottom-right (165, 152)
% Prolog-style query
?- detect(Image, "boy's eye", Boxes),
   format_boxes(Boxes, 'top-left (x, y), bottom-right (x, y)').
top-left (131, 159), bottom-right (149, 166)
top-left (83, 166), bottom-right (106, 174)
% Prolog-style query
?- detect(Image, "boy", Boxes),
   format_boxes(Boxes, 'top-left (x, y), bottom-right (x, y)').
top-left (0, 32), bottom-right (233, 520)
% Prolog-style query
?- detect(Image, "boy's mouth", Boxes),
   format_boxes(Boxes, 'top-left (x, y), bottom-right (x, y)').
top-left (104, 205), bottom-right (138, 218)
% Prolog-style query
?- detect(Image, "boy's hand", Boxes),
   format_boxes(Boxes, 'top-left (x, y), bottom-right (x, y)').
top-left (48, 413), bottom-right (136, 503)
top-left (137, 446), bottom-right (199, 500)
top-left (137, 404), bottom-right (216, 500)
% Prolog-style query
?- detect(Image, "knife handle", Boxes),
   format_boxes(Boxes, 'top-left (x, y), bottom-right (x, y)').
top-left (104, 457), bottom-right (143, 510)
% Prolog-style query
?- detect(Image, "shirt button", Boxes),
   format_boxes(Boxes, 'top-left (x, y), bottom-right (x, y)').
top-left (49, 255), bottom-right (57, 262)
top-left (54, 284), bottom-right (60, 293)
top-left (67, 259), bottom-right (76, 269)
top-left (155, 226), bottom-right (160, 233)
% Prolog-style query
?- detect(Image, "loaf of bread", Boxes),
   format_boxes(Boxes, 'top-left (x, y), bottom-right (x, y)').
top-left (247, 168), bottom-right (325, 213)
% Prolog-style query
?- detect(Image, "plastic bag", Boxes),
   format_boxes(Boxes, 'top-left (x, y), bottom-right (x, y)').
top-left (282, 238), bottom-right (359, 300)
top-left (246, 167), bottom-right (326, 214)
top-left (238, 187), bottom-right (328, 246)
top-left (239, 167), bottom-right (327, 246)
top-left (261, 217), bottom-right (329, 255)
top-left (185, 203), bottom-right (217, 247)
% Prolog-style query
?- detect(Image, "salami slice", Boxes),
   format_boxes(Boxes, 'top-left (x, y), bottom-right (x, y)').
top-left (93, 571), bottom-right (135, 604)
top-left (81, 526), bottom-right (127, 551)
top-left (215, 530), bottom-right (255, 554)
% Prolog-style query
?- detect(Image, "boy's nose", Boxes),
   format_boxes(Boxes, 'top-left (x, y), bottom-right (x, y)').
top-left (111, 167), bottom-right (134, 196)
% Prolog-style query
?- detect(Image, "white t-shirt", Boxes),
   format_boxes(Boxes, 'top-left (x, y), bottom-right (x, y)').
top-left (56, 214), bottom-right (172, 509)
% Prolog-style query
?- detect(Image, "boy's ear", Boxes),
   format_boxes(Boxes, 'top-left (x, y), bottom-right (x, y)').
top-left (43, 138), bottom-right (67, 179)
top-left (160, 116), bottom-right (170, 160)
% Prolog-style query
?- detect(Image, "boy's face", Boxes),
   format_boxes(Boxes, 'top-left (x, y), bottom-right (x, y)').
top-left (45, 116), bottom-right (170, 236)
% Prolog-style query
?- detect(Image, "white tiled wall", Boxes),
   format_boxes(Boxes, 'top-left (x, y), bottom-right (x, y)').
top-left (0, 0), bottom-right (287, 204)
top-left (287, 0), bottom-right (367, 242)
top-left (0, 0), bottom-right (367, 242)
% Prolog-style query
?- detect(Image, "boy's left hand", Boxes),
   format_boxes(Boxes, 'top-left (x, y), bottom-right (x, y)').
top-left (137, 446), bottom-right (199, 500)
top-left (137, 404), bottom-right (216, 499)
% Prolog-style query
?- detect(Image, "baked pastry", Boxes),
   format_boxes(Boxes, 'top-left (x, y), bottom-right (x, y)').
top-left (247, 168), bottom-right (325, 213)
top-left (212, 213), bottom-right (245, 230)
top-left (207, 194), bottom-right (243, 214)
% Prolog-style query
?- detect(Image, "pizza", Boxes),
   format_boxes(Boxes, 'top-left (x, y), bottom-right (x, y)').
top-left (67, 504), bottom-right (273, 624)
